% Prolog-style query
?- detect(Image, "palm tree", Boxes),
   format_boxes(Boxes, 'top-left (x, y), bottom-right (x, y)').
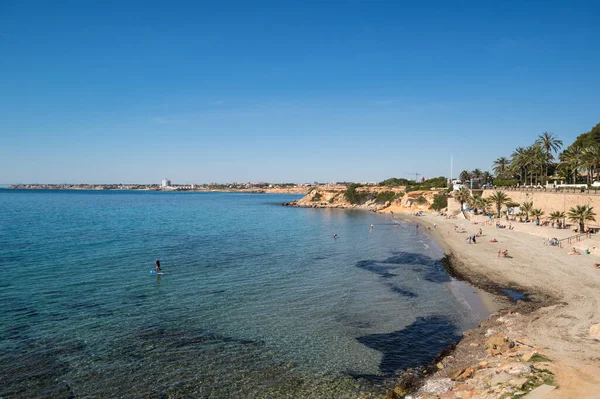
top-left (471, 169), bottom-right (483, 181)
top-left (511, 147), bottom-right (528, 185)
top-left (559, 145), bottom-right (583, 183)
top-left (489, 191), bottom-right (511, 218)
top-left (482, 171), bottom-right (493, 185)
top-left (492, 157), bottom-right (511, 180)
top-left (453, 187), bottom-right (471, 212)
top-left (459, 170), bottom-right (471, 184)
top-left (468, 195), bottom-right (489, 214)
top-left (549, 211), bottom-right (566, 228)
top-left (568, 205), bottom-right (596, 233)
top-left (582, 145), bottom-right (600, 184)
top-left (536, 132), bottom-right (563, 184)
top-left (530, 208), bottom-right (545, 225)
top-left (520, 201), bottom-right (533, 221)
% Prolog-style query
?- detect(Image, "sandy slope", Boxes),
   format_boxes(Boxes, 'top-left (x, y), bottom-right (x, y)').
top-left (389, 210), bottom-right (600, 398)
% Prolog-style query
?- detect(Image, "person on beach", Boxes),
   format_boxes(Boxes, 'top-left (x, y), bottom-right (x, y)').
top-left (155, 259), bottom-right (161, 273)
top-left (434, 223), bottom-right (437, 228)
top-left (472, 235), bottom-right (477, 244)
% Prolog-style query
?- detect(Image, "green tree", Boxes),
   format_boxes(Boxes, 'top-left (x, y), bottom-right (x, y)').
top-left (453, 187), bottom-right (471, 211)
top-left (530, 208), bottom-right (545, 225)
top-left (471, 169), bottom-right (483, 181)
top-left (344, 184), bottom-right (365, 204)
top-left (520, 201), bottom-right (533, 220)
top-left (430, 194), bottom-right (448, 211)
top-left (482, 171), bottom-right (493, 185)
top-left (559, 144), bottom-right (584, 183)
top-left (492, 157), bottom-right (511, 179)
top-left (568, 205), bottom-right (596, 233)
top-left (489, 191), bottom-right (511, 218)
top-left (536, 132), bottom-right (563, 183)
top-left (549, 211), bottom-right (565, 228)
top-left (459, 170), bottom-right (471, 183)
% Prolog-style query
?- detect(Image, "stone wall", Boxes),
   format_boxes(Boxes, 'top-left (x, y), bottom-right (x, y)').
top-left (482, 189), bottom-right (600, 226)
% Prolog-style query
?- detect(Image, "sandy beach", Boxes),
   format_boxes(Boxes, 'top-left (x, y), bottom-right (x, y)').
top-left (388, 208), bottom-right (600, 398)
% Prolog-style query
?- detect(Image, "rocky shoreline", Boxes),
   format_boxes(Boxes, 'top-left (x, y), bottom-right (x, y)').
top-left (378, 250), bottom-right (557, 399)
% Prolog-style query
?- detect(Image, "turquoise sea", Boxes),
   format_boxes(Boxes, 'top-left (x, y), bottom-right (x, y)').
top-left (1, 190), bottom-right (483, 398)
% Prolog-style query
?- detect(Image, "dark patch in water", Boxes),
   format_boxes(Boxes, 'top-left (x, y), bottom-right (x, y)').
top-left (353, 316), bottom-right (461, 378)
top-left (502, 289), bottom-right (528, 302)
top-left (356, 251), bottom-right (451, 284)
top-left (388, 285), bottom-right (418, 298)
top-left (0, 336), bottom-right (85, 398)
top-left (355, 260), bottom-right (396, 278)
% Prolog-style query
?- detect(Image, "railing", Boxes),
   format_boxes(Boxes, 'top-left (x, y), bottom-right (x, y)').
top-left (557, 232), bottom-right (591, 248)
top-left (487, 187), bottom-right (600, 195)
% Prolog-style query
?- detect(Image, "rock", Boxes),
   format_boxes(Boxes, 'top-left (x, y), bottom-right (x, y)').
top-left (421, 395), bottom-right (440, 399)
top-left (508, 364), bottom-right (532, 374)
top-left (439, 392), bottom-right (454, 399)
top-left (455, 367), bottom-right (476, 382)
top-left (478, 361), bottom-right (489, 368)
top-left (469, 343), bottom-right (479, 347)
top-left (521, 351), bottom-right (537, 362)
top-left (437, 362), bottom-right (444, 369)
top-left (523, 384), bottom-right (556, 398)
top-left (589, 323), bottom-right (600, 340)
top-left (485, 333), bottom-right (507, 349)
top-left (454, 384), bottom-right (472, 392)
top-left (421, 378), bottom-right (453, 395)
top-left (485, 328), bottom-right (495, 337)
top-left (384, 392), bottom-right (397, 399)
top-left (489, 371), bottom-right (512, 385)
top-left (510, 377), bottom-right (528, 389)
top-left (488, 348), bottom-right (502, 356)
top-left (450, 369), bottom-right (465, 380)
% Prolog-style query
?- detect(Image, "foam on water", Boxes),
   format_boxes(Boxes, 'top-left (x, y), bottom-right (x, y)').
top-left (0, 190), bottom-right (484, 398)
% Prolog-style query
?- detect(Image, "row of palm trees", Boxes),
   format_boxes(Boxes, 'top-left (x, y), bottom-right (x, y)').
top-left (458, 169), bottom-right (494, 185)
top-left (492, 132), bottom-right (564, 185)
top-left (453, 188), bottom-right (596, 232)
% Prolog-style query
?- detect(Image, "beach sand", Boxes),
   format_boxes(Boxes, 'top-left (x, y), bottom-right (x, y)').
top-left (387, 209), bottom-right (600, 398)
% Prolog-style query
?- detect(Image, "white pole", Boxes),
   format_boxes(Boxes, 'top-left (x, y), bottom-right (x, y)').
top-left (450, 155), bottom-right (453, 181)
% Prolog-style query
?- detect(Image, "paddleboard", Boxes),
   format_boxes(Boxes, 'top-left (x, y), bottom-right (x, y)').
top-left (150, 270), bottom-right (164, 275)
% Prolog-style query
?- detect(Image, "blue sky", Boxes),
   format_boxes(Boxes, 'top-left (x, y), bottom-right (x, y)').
top-left (1, 0), bottom-right (599, 184)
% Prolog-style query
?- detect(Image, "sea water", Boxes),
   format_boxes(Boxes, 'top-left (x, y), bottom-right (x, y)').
top-left (0, 190), bottom-right (481, 398)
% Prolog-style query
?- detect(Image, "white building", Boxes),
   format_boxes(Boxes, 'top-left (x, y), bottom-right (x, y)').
top-left (161, 178), bottom-right (171, 187)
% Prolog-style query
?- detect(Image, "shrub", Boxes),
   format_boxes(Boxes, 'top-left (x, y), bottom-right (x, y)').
top-left (430, 194), bottom-right (448, 211)
top-left (311, 192), bottom-right (322, 202)
top-left (375, 191), bottom-right (397, 203)
top-left (415, 195), bottom-right (428, 205)
top-left (379, 177), bottom-right (412, 187)
top-left (344, 184), bottom-right (367, 204)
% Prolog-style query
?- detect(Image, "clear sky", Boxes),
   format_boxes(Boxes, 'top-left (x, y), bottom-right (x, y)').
top-left (1, 1), bottom-right (599, 184)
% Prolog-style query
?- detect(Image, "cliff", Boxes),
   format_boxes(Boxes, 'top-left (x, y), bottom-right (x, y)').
top-left (284, 185), bottom-right (446, 213)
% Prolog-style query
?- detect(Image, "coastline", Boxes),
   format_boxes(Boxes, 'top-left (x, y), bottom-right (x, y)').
top-left (383, 210), bottom-right (600, 399)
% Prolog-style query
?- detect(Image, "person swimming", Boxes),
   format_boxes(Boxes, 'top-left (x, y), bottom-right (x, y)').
top-left (155, 259), bottom-right (161, 273)
top-left (333, 233), bottom-right (338, 239)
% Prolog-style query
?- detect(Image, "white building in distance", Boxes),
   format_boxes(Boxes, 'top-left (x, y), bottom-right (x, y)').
top-left (161, 178), bottom-right (171, 187)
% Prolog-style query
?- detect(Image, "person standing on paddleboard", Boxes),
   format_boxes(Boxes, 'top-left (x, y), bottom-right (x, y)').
top-left (155, 259), bottom-right (161, 273)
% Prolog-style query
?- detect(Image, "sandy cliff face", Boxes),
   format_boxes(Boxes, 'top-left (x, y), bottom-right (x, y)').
top-left (284, 185), bottom-right (445, 213)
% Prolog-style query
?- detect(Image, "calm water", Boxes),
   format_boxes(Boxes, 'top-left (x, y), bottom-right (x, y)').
top-left (0, 190), bottom-right (481, 398)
